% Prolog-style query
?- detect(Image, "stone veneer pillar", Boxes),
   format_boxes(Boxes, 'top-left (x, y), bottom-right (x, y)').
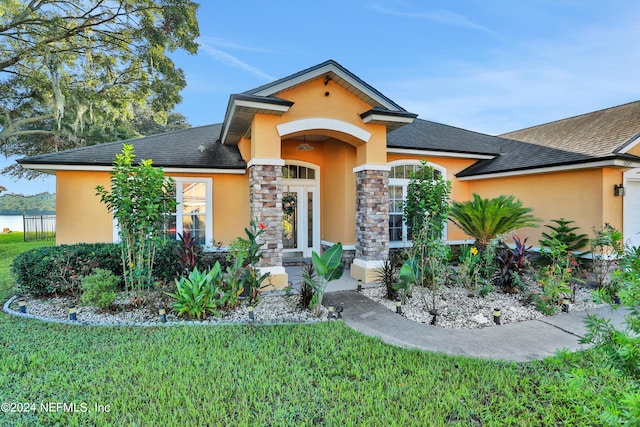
top-left (248, 160), bottom-right (288, 288)
top-left (351, 165), bottom-right (390, 283)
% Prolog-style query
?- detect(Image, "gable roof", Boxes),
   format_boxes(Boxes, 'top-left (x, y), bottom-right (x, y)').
top-left (18, 124), bottom-right (246, 172)
top-left (500, 100), bottom-right (640, 156)
top-left (220, 60), bottom-right (417, 145)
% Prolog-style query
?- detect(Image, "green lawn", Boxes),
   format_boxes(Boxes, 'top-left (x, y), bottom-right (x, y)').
top-left (0, 236), bottom-right (630, 426)
top-left (0, 232), bottom-right (53, 302)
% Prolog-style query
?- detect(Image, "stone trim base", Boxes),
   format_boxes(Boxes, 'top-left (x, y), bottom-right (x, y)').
top-left (350, 258), bottom-right (385, 284)
top-left (258, 265), bottom-right (288, 290)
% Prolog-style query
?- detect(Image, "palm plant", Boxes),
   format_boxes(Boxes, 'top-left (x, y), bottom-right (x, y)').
top-left (450, 194), bottom-right (541, 250)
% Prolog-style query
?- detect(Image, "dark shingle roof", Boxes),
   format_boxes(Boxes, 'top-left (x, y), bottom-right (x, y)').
top-left (18, 124), bottom-right (246, 170)
top-left (387, 118), bottom-right (501, 156)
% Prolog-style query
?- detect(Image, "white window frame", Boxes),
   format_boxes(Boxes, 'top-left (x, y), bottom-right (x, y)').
top-left (111, 177), bottom-right (214, 247)
top-left (388, 160), bottom-right (448, 248)
top-left (171, 177), bottom-right (214, 247)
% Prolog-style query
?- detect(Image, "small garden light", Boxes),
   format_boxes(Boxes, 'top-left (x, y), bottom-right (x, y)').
top-left (335, 306), bottom-right (343, 319)
top-left (357, 279), bottom-right (362, 292)
top-left (247, 305), bottom-right (255, 321)
top-left (395, 300), bottom-right (402, 315)
top-left (429, 308), bottom-right (438, 326)
top-left (562, 298), bottom-right (570, 313)
top-left (493, 308), bottom-right (501, 325)
top-left (68, 305), bottom-right (77, 321)
top-left (18, 299), bottom-right (26, 314)
top-left (328, 306), bottom-right (334, 320)
top-left (158, 307), bottom-right (167, 323)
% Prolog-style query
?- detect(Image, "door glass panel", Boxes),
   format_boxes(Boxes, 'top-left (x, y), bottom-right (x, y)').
top-left (282, 192), bottom-right (298, 249)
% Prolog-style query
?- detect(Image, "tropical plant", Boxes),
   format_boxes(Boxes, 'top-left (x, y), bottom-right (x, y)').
top-left (456, 245), bottom-right (481, 291)
top-left (174, 231), bottom-right (202, 274)
top-left (166, 266), bottom-right (226, 319)
top-left (529, 240), bottom-right (579, 315)
top-left (222, 259), bottom-right (245, 309)
top-left (80, 268), bottom-right (121, 309)
top-left (590, 223), bottom-right (625, 289)
top-left (298, 262), bottom-right (316, 309)
top-left (303, 243), bottom-right (344, 316)
top-left (96, 145), bottom-right (177, 303)
top-left (539, 218), bottom-right (589, 256)
top-left (450, 193), bottom-right (541, 250)
top-left (393, 259), bottom-right (417, 305)
top-left (403, 160), bottom-right (452, 240)
top-left (579, 245), bottom-right (640, 426)
top-left (375, 256), bottom-right (398, 300)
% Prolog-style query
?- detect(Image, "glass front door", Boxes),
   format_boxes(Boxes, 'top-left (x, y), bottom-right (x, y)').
top-left (282, 164), bottom-right (319, 257)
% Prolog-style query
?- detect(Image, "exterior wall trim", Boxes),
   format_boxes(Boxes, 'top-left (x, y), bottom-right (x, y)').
top-left (277, 118), bottom-right (371, 143)
top-left (352, 164), bottom-right (391, 173)
top-left (247, 158), bottom-right (286, 167)
top-left (20, 164), bottom-right (247, 174)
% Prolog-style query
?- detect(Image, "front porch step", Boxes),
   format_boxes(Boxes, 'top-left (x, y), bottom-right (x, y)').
top-left (282, 257), bottom-right (310, 267)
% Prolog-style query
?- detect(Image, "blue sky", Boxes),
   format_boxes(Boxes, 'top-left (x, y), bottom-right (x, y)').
top-left (5, 0), bottom-right (640, 195)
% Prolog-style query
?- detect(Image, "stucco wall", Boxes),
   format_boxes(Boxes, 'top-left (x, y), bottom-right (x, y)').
top-left (466, 168), bottom-right (624, 247)
top-left (56, 170), bottom-right (114, 244)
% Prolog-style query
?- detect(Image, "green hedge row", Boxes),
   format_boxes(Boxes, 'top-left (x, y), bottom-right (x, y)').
top-left (12, 243), bottom-right (176, 296)
top-left (12, 242), bottom-right (235, 297)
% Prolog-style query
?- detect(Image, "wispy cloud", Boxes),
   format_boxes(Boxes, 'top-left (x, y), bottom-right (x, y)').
top-left (198, 38), bottom-right (274, 81)
top-left (198, 37), bottom-right (270, 53)
top-left (369, 4), bottom-right (490, 33)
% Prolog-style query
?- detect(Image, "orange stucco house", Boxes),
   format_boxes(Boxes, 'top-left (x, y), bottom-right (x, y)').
top-left (18, 60), bottom-right (640, 287)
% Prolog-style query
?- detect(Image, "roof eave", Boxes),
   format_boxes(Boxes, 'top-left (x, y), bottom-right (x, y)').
top-left (220, 94), bottom-right (293, 145)
top-left (457, 156), bottom-right (640, 181)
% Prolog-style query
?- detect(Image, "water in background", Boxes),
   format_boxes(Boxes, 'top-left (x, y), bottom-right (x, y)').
top-left (0, 215), bottom-right (24, 232)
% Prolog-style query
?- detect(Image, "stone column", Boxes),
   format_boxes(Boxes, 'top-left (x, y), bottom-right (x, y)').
top-left (248, 159), bottom-right (287, 288)
top-left (351, 165), bottom-right (390, 283)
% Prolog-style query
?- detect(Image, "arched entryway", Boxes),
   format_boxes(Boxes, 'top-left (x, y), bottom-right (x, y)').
top-left (282, 161), bottom-right (320, 258)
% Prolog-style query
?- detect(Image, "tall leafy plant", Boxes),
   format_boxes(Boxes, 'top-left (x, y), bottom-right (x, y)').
top-left (96, 144), bottom-right (176, 300)
top-left (303, 243), bottom-right (344, 316)
top-left (539, 218), bottom-right (589, 256)
top-left (403, 160), bottom-right (452, 240)
top-left (450, 194), bottom-right (541, 250)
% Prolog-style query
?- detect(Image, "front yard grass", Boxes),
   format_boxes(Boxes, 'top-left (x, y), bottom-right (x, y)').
top-left (0, 316), bottom-right (630, 426)
top-left (0, 233), bottom-right (632, 426)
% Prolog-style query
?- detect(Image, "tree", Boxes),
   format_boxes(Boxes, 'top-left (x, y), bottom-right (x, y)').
top-left (0, 0), bottom-right (199, 176)
top-left (96, 144), bottom-right (176, 302)
top-left (450, 193), bottom-right (541, 250)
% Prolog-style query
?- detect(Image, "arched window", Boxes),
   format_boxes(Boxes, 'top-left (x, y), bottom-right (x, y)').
top-left (388, 160), bottom-right (447, 246)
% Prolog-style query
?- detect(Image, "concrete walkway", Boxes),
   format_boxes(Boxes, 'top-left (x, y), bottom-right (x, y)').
top-left (286, 265), bottom-right (629, 361)
top-left (323, 290), bottom-right (630, 362)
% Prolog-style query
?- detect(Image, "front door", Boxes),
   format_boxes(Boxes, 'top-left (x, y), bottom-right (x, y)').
top-left (282, 163), bottom-right (320, 258)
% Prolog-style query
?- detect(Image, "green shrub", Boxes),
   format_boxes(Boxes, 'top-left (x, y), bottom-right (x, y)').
top-left (166, 266), bottom-right (227, 319)
top-left (80, 268), bottom-right (121, 308)
top-left (12, 243), bottom-right (123, 296)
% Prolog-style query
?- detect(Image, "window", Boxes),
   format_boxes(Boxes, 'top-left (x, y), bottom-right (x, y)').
top-left (388, 161), bottom-right (446, 245)
top-left (166, 178), bottom-right (213, 246)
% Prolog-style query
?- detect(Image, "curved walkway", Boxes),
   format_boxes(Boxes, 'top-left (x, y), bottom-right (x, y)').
top-left (323, 291), bottom-right (629, 362)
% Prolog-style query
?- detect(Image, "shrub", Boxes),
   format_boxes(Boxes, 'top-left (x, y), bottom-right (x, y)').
top-left (166, 266), bottom-right (226, 319)
top-left (298, 262), bottom-right (316, 309)
top-left (539, 218), bottom-right (589, 256)
top-left (80, 268), bottom-right (121, 308)
top-left (12, 243), bottom-right (123, 296)
top-left (590, 223), bottom-right (625, 289)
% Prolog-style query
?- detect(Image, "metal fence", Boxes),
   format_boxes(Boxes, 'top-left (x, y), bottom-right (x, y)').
top-left (23, 215), bottom-right (56, 242)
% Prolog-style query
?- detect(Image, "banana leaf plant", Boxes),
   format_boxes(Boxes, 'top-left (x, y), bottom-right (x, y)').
top-left (304, 243), bottom-right (344, 316)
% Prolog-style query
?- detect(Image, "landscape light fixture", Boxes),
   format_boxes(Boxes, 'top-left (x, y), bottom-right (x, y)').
top-left (247, 305), bottom-right (255, 321)
top-left (158, 307), bottom-right (167, 323)
top-left (562, 298), bottom-right (569, 313)
top-left (18, 299), bottom-right (26, 313)
top-left (357, 279), bottom-right (362, 292)
top-left (493, 308), bottom-right (501, 325)
top-left (395, 300), bottom-right (402, 315)
top-left (614, 183), bottom-right (625, 197)
top-left (328, 306), bottom-right (335, 320)
top-left (68, 305), bottom-right (77, 321)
